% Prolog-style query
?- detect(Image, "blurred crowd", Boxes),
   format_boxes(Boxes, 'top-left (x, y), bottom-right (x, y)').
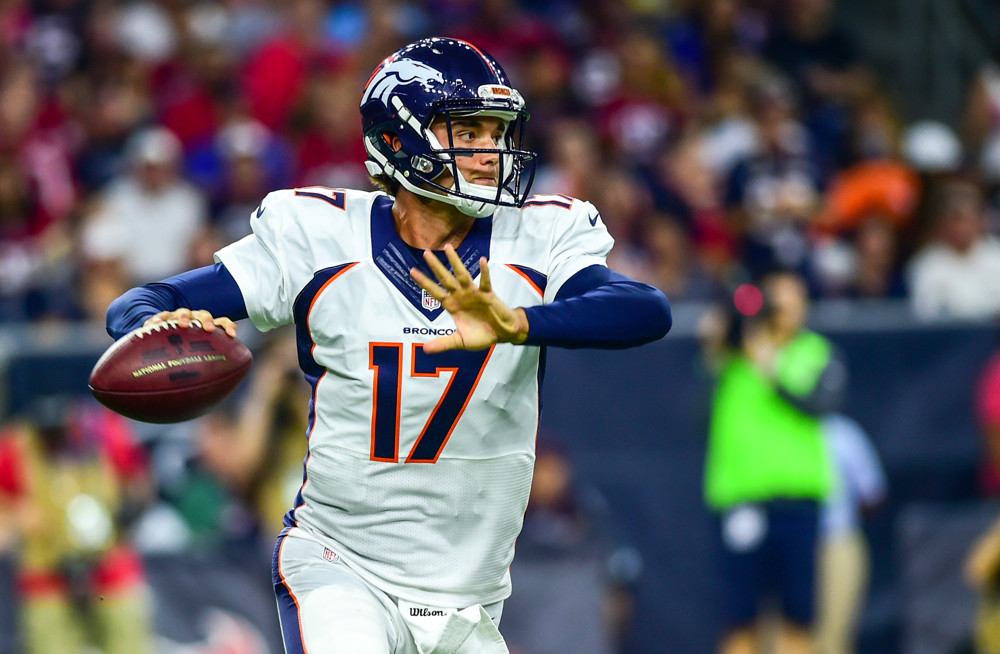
top-left (2, 0), bottom-right (1000, 651)
top-left (1, 0), bottom-right (1000, 328)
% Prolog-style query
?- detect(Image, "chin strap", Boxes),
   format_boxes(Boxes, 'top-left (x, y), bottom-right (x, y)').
top-left (366, 152), bottom-right (495, 218)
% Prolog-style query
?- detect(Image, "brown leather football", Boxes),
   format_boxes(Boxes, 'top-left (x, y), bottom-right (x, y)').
top-left (89, 320), bottom-right (253, 423)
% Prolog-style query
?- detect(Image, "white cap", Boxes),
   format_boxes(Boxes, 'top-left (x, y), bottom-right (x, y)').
top-left (115, 2), bottom-right (177, 64)
top-left (217, 119), bottom-right (270, 160)
top-left (902, 120), bottom-right (962, 173)
top-left (127, 127), bottom-right (182, 166)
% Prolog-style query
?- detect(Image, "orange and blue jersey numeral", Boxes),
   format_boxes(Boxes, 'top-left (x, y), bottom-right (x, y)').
top-left (369, 343), bottom-right (403, 462)
top-left (522, 193), bottom-right (573, 210)
top-left (368, 343), bottom-right (494, 463)
top-left (294, 187), bottom-right (346, 210)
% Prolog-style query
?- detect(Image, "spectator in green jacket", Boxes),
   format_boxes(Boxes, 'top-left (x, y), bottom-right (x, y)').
top-left (700, 271), bottom-right (846, 654)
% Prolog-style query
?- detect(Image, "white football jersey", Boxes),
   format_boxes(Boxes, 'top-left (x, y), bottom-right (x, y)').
top-left (215, 187), bottom-right (612, 607)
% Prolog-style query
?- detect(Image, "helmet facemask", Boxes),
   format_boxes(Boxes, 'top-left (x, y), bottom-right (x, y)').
top-left (420, 99), bottom-right (536, 217)
top-left (365, 94), bottom-right (536, 218)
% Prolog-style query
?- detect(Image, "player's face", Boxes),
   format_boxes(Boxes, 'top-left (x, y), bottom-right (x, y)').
top-left (428, 115), bottom-right (504, 189)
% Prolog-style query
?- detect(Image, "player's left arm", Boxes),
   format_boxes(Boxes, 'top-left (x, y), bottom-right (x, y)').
top-left (519, 264), bottom-right (672, 349)
top-left (523, 199), bottom-right (671, 349)
top-left (411, 249), bottom-right (671, 353)
top-left (411, 201), bottom-right (671, 353)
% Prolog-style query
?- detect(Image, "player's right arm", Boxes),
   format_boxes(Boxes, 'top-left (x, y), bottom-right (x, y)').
top-left (105, 262), bottom-right (248, 340)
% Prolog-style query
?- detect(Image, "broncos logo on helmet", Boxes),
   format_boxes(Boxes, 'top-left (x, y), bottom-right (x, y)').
top-left (362, 58), bottom-right (446, 107)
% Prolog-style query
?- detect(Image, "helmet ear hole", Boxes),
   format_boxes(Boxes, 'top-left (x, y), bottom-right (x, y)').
top-left (384, 133), bottom-right (403, 152)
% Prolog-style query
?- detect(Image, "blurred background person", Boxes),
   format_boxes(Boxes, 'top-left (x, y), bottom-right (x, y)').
top-left (907, 177), bottom-right (1000, 321)
top-left (816, 413), bottom-right (887, 654)
top-left (810, 88), bottom-right (917, 299)
top-left (761, 0), bottom-right (871, 176)
top-left (962, 62), bottom-right (1000, 205)
top-left (640, 213), bottom-right (725, 302)
top-left (594, 25), bottom-right (689, 168)
top-left (845, 217), bottom-right (907, 300)
top-left (900, 120), bottom-right (966, 238)
top-left (532, 118), bottom-right (602, 200)
top-left (0, 396), bottom-right (154, 654)
top-left (0, 155), bottom-right (80, 323)
top-left (644, 129), bottom-right (740, 291)
top-left (291, 70), bottom-right (371, 191)
top-left (191, 116), bottom-right (294, 244)
top-left (701, 271), bottom-right (845, 654)
top-left (724, 73), bottom-right (825, 280)
top-left (78, 126), bottom-right (207, 317)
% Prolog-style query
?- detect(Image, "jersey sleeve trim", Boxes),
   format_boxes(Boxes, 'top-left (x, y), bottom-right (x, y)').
top-left (286, 263), bottom-right (359, 528)
top-left (215, 245), bottom-right (274, 331)
top-left (544, 255), bottom-right (609, 302)
top-left (292, 262), bottom-right (361, 382)
top-left (540, 198), bottom-right (613, 302)
top-left (504, 264), bottom-right (546, 298)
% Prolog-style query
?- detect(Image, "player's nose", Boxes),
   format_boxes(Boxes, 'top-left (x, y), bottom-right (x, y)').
top-left (477, 147), bottom-right (499, 168)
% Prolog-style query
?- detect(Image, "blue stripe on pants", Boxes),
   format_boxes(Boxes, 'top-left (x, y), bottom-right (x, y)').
top-left (273, 528), bottom-right (307, 654)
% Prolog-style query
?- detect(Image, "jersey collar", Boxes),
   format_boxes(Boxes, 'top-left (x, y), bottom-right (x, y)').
top-left (370, 195), bottom-right (492, 321)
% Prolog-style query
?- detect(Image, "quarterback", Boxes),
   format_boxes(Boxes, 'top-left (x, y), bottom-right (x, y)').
top-left (107, 38), bottom-right (671, 654)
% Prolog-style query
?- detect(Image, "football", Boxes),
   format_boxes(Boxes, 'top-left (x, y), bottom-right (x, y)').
top-left (89, 320), bottom-right (253, 423)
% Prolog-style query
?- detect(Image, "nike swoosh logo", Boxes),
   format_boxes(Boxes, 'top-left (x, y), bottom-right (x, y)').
top-left (589, 212), bottom-right (601, 226)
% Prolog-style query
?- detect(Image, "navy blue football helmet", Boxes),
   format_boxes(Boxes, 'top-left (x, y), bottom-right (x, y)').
top-left (361, 37), bottom-right (536, 218)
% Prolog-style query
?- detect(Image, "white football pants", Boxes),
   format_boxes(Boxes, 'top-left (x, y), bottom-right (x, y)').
top-left (272, 527), bottom-right (508, 654)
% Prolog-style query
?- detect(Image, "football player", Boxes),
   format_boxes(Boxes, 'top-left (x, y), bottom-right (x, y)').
top-left (107, 37), bottom-right (671, 654)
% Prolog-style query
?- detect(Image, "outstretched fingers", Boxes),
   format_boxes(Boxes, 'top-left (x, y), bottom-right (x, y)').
top-left (410, 267), bottom-right (448, 301)
top-left (422, 249), bottom-right (460, 291)
top-left (478, 257), bottom-right (492, 293)
top-left (443, 245), bottom-right (475, 288)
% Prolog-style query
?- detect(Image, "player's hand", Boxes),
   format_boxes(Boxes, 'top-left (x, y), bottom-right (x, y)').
top-left (144, 308), bottom-right (238, 338)
top-left (410, 245), bottom-right (529, 354)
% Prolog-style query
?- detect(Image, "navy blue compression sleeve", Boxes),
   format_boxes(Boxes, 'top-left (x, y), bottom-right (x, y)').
top-left (522, 265), bottom-right (671, 349)
top-left (106, 263), bottom-right (248, 340)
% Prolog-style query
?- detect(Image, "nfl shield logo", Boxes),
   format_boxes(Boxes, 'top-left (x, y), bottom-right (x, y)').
top-left (323, 547), bottom-right (339, 562)
top-left (421, 289), bottom-right (441, 311)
